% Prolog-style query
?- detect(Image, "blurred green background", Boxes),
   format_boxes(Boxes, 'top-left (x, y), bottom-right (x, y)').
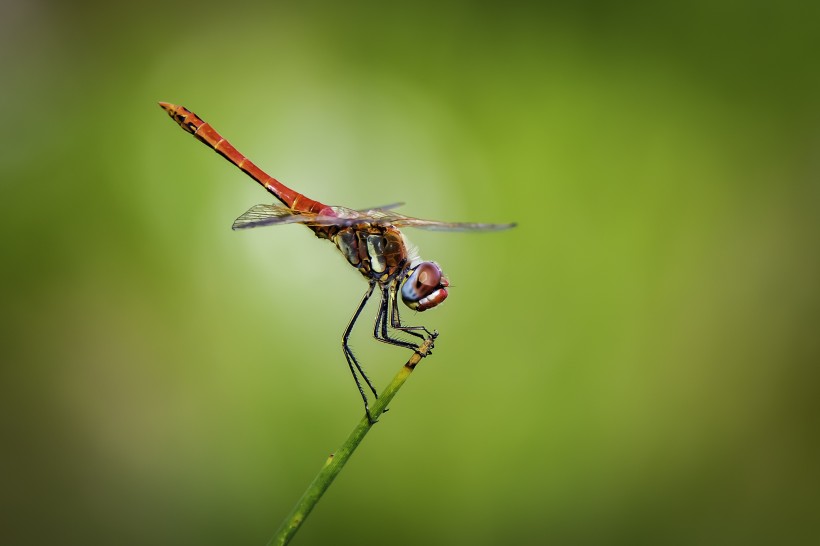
top-left (2, 0), bottom-right (818, 544)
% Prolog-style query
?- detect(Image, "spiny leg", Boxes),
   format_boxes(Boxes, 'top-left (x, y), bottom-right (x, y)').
top-left (343, 281), bottom-right (380, 422)
top-left (373, 285), bottom-right (429, 351)
top-left (389, 283), bottom-right (432, 340)
top-left (372, 285), bottom-right (421, 351)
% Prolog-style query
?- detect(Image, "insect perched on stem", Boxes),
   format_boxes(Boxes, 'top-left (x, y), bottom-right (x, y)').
top-left (159, 102), bottom-right (516, 421)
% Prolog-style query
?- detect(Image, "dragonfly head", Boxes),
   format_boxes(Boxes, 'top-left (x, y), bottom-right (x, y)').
top-left (400, 262), bottom-right (449, 311)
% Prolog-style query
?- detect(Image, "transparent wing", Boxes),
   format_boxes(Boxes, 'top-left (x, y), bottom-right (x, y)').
top-left (358, 202), bottom-right (405, 212)
top-left (338, 206), bottom-right (515, 231)
top-left (368, 210), bottom-right (517, 231)
top-left (232, 203), bottom-right (516, 232)
top-left (232, 204), bottom-right (381, 230)
top-left (232, 204), bottom-right (313, 230)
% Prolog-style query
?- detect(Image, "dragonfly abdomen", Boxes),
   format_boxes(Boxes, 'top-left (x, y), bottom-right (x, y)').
top-left (158, 102), bottom-right (327, 214)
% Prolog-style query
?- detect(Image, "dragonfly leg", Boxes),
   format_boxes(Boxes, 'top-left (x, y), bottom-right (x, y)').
top-left (389, 284), bottom-right (433, 340)
top-left (343, 281), bottom-right (380, 422)
top-left (372, 285), bottom-right (426, 350)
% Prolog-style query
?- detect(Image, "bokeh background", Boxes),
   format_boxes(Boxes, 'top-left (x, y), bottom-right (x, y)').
top-left (2, 1), bottom-right (818, 544)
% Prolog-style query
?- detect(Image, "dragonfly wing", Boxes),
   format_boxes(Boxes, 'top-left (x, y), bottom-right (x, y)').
top-left (369, 210), bottom-right (517, 231)
top-left (395, 219), bottom-right (518, 231)
top-left (232, 204), bottom-right (313, 230)
top-left (232, 204), bottom-right (372, 230)
top-left (356, 202), bottom-right (405, 213)
top-left (232, 203), bottom-right (515, 231)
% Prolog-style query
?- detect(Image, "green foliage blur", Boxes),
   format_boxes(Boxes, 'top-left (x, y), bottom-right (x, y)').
top-left (2, 1), bottom-right (818, 544)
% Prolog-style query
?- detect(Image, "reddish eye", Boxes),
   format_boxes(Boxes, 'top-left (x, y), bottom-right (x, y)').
top-left (415, 262), bottom-right (440, 291)
top-left (401, 262), bottom-right (448, 311)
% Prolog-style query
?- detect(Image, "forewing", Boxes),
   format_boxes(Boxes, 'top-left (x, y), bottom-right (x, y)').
top-left (232, 203), bottom-right (515, 232)
top-left (232, 204), bottom-right (376, 230)
top-left (371, 210), bottom-right (517, 231)
top-left (356, 202), bottom-right (405, 213)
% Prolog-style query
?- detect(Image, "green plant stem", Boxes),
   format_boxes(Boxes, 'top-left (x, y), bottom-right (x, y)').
top-left (268, 332), bottom-right (438, 546)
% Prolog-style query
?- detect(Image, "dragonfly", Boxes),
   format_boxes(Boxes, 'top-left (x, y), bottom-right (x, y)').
top-left (159, 102), bottom-right (515, 421)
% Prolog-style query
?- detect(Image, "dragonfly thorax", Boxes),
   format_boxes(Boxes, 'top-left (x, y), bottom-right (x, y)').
top-left (333, 225), bottom-right (448, 311)
top-left (333, 225), bottom-right (409, 282)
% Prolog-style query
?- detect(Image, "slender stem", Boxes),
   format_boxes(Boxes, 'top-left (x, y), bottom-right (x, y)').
top-left (268, 332), bottom-right (438, 546)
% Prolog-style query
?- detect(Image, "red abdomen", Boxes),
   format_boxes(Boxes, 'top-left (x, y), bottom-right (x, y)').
top-left (159, 102), bottom-right (328, 214)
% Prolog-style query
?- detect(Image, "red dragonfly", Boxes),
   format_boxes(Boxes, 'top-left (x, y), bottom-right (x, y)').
top-left (159, 102), bottom-right (515, 421)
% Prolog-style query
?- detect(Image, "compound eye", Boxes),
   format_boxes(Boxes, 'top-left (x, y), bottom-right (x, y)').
top-left (401, 262), bottom-right (448, 311)
top-left (414, 262), bottom-right (442, 295)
